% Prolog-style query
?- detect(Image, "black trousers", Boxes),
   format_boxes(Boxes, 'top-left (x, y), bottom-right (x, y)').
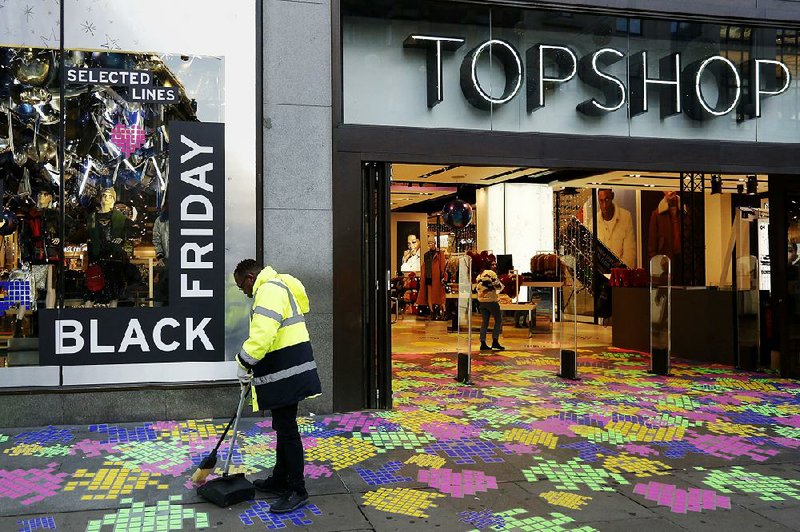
top-left (270, 402), bottom-right (307, 495)
top-left (479, 301), bottom-right (502, 343)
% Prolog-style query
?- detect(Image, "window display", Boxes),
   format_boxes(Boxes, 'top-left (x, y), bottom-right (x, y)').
top-left (0, 46), bottom-right (226, 367)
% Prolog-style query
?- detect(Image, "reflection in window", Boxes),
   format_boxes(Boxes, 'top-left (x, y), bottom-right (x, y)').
top-left (0, 47), bottom-right (222, 366)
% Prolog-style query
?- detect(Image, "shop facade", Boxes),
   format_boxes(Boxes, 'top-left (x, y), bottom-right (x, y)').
top-left (331, 0), bottom-right (800, 411)
top-left (0, 1), bottom-right (270, 426)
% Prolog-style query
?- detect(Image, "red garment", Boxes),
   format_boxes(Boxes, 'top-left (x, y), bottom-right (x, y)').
top-left (648, 205), bottom-right (688, 260)
top-left (670, 209), bottom-right (681, 255)
top-left (417, 250), bottom-right (446, 307)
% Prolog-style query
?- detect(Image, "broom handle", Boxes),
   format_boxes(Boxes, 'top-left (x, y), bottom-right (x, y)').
top-left (212, 385), bottom-right (251, 454)
top-left (212, 409), bottom-right (237, 454)
top-left (222, 382), bottom-right (249, 476)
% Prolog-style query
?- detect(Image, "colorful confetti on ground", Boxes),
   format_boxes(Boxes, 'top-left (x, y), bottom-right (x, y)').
top-left (0, 463), bottom-right (68, 506)
top-left (418, 468), bottom-right (498, 497)
top-left (355, 461), bottom-right (413, 486)
top-left (539, 491), bottom-right (592, 510)
top-left (63, 463), bottom-right (171, 501)
top-left (700, 465), bottom-right (800, 501)
top-left (239, 500), bottom-right (323, 529)
top-left (633, 481), bottom-right (731, 513)
top-left (16, 516), bottom-right (56, 532)
top-left (523, 457), bottom-right (629, 491)
top-left (362, 487), bottom-right (445, 518)
top-left (85, 496), bottom-right (208, 531)
top-left (2, 344), bottom-right (800, 530)
top-left (477, 509), bottom-right (598, 532)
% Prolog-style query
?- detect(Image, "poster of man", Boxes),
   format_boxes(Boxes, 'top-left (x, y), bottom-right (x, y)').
top-left (584, 188), bottom-right (637, 268)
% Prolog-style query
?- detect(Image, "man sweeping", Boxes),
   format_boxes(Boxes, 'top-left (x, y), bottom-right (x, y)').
top-left (233, 259), bottom-right (322, 513)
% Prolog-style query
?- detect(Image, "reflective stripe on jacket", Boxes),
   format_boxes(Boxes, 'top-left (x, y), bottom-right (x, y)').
top-left (236, 266), bottom-right (322, 411)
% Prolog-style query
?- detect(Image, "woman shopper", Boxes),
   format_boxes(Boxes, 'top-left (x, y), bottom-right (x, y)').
top-left (475, 268), bottom-right (505, 351)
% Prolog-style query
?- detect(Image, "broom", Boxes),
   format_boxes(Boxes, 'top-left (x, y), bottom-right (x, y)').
top-left (191, 386), bottom-right (251, 484)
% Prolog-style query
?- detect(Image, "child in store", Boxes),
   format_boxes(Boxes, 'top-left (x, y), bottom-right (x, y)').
top-left (475, 267), bottom-right (505, 351)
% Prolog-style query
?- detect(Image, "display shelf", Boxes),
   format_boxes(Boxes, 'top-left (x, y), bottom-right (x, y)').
top-left (129, 257), bottom-right (154, 307)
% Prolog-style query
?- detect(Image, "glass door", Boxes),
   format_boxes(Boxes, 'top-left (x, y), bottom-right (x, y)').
top-left (363, 162), bottom-right (392, 409)
top-left (786, 196), bottom-right (800, 376)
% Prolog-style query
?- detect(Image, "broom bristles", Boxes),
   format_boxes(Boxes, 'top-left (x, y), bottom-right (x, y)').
top-left (190, 450), bottom-right (217, 484)
top-left (191, 466), bottom-right (214, 484)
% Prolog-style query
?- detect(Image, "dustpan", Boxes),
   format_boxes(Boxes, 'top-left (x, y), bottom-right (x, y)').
top-left (197, 383), bottom-right (255, 507)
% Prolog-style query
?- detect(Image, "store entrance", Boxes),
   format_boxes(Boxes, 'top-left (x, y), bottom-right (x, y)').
top-left (369, 163), bottom-right (775, 408)
top-left (387, 163), bottom-right (608, 368)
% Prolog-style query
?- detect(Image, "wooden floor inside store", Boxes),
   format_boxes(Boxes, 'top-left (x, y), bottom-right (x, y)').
top-left (392, 314), bottom-right (612, 355)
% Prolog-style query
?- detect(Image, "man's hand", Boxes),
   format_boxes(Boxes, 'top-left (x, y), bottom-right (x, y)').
top-left (237, 364), bottom-right (252, 385)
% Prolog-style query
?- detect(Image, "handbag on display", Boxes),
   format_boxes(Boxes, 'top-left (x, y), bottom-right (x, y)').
top-left (85, 263), bottom-right (106, 293)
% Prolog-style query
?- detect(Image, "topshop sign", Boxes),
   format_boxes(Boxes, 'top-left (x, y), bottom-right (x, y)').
top-left (403, 35), bottom-right (791, 121)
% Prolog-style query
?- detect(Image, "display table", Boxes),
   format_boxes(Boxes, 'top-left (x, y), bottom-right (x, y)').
top-left (445, 294), bottom-right (537, 336)
top-left (521, 280), bottom-right (562, 327)
top-left (520, 281), bottom-right (564, 288)
top-left (612, 286), bottom-right (735, 364)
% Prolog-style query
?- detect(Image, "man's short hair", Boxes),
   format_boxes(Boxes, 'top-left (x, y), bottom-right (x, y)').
top-left (598, 188), bottom-right (614, 197)
top-left (235, 259), bottom-right (260, 277)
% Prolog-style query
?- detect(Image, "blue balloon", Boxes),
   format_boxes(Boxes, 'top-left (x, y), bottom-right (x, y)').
top-left (16, 103), bottom-right (35, 120)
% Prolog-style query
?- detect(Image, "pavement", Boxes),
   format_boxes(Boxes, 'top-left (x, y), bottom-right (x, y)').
top-left (2, 347), bottom-right (800, 531)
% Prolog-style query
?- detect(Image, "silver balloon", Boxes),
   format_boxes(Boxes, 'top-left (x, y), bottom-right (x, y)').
top-left (43, 163), bottom-right (61, 185)
top-left (25, 138), bottom-right (56, 163)
top-left (37, 106), bottom-right (60, 125)
top-left (15, 50), bottom-right (50, 86)
top-left (93, 161), bottom-right (110, 175)
top-left (134, 57), bottom-right (164, 73)
top-left (13, 151), bottom-right (28, 166)
top-left (64, 50), bottom-right (86, 68)
top-left (19, 87), bottom-right (51, 106)
top-left (0, 136), bottom-right (10, 154)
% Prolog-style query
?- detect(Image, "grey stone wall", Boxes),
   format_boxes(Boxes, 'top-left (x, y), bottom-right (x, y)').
top-left (262, 0), bottom-right (333, 415)
top-left (0, 383), bottom-right (256, 428)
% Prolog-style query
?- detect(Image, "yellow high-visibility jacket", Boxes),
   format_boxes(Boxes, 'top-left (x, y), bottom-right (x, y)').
top-left (235, 266), bottom-right (321, 411)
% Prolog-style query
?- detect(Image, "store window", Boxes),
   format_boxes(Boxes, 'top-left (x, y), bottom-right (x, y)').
top-left (0, 1), bottom-right (256, 386)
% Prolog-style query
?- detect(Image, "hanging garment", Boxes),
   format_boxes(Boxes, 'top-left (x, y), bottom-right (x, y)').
top-left (417, 250), bottom-right (446, 307)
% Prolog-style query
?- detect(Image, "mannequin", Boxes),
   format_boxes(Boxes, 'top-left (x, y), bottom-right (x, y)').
top-left (86, 187), bottom-right (130, 306)
top-left (417, 236), bottom-right (446, 318)
top-left (26, 189), bottom-right (60, 264)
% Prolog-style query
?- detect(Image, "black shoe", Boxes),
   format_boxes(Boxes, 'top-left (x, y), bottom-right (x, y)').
top-left (479, 342), bottom-right (491, 351)
top-left (253, 477), bottom-right (290, 497)
top-left (491, 341), bottom-right (505, 351)
top-left (269, 491), bottom-right (309, 513)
